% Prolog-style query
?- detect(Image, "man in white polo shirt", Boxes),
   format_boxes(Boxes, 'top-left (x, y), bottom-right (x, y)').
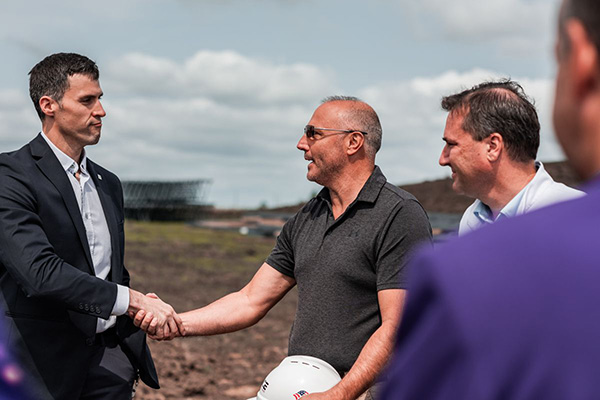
top-left (438, 80), bottom-right (583, 235)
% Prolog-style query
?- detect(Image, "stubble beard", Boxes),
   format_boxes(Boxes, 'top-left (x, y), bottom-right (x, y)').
top-left (307, 161), bottom-right (342, 188)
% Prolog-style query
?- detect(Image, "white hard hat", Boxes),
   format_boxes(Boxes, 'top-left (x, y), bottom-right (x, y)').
top-left (247, 355), bottom-right (341, 400)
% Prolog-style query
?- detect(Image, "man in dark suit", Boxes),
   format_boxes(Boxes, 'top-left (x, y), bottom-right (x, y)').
top-left (380, 0), bottom-right (600, 398)
top-left (0, 53), bottom-right (182, 399)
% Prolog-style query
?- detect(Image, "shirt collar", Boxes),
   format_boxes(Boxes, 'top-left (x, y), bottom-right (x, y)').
top-left (40, 132), bottom-right (88, 176)
top-left (355, 165), bottom-right (387, 203)
top-left (474, 161), bottom-right (540, 223)
top-left (317, 165), bottom-right (387, 205)
top-left (473, 189), bottom-right (527, 224)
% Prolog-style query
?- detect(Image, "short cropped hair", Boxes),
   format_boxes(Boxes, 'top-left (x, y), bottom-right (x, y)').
top-left (321, 95), bottom-right (383, 158)
top-left (29, 53), bottom-right (100, 121)
top-left (441, 80), bottom-right (540, 162)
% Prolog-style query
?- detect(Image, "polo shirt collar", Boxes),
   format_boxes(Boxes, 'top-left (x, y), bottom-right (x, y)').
top-left (355, 165), bottom-right (387, 203)
top-left (317, 165), bottom-right (387, 205)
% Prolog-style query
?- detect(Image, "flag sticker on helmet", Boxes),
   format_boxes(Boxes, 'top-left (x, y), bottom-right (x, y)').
top-left (293, 390), bottom-right (309, 398)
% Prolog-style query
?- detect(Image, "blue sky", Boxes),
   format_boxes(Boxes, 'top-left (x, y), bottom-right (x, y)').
top-left (0, 0), bottom-right (562, 208)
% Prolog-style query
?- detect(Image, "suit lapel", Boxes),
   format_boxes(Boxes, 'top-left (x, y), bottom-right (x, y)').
top-left (30, 134), bottom-right (95, 275)
top-left (88, 161), bottom-right (123, 284)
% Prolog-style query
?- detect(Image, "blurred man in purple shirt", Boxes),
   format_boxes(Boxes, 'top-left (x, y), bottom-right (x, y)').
top-left (381, 0), bottom-right (600, 398)
top-left (0, 310), bottom-right (29, 400)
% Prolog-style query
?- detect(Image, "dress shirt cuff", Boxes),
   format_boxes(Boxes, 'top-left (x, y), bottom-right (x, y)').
top-left (112, 284), bottom-right (130, 316)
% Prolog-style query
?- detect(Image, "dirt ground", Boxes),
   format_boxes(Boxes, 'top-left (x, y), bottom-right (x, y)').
top-left (124, 221), bottom-right (297, 400)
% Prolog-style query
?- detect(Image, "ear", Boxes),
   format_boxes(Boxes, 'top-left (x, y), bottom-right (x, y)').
top-left (565, 19), bottom-right (600, 100)
top-left (39, 95), bottom-right (58, 118)
top-left (486, 133), bottom-right (503, 162)
top-left (346, 132), bottom-right (365, 156)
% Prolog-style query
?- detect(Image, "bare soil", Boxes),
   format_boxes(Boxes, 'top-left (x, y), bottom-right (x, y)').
top-left (124, 222), bottom-right (296, 400)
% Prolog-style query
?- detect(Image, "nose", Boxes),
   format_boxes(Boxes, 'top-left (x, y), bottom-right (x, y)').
top-left (439, 145), bottom-right (449, 166)
top-left (94, 100), bottom-right (106, 118)
top-left (297, 133), bottom-right (309, 152)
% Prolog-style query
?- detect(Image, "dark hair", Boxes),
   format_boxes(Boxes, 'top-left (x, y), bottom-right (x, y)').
top-left (29, 53), bottom-right (100, 121)
top-left (560, 0), bottom-right (600, 55)
top-left (441, 80), bottom-right (540, 162)
top-left (321, 95), bottom-right (383, 157)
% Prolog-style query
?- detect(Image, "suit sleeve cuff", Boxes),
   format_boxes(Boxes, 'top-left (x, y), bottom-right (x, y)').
top-left (112, 284), bottom-right (130, 316)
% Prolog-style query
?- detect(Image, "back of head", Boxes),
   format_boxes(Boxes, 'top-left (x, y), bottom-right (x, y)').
top-left (441, 80), bottom-right (540, 163)
top-left (556, 0), bottom-right (600, 179)
top-left (561, 0), bottom-right (600, 54)
top-left (321, 95), bottom-right (382, 159)
top-left (29, 53), bottom-right (99, 121)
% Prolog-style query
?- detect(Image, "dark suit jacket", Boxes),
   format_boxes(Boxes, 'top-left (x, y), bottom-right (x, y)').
top-left (0, 134), bottom-right (158, 399)
top-left (381, 177), bottom-right (600, 400)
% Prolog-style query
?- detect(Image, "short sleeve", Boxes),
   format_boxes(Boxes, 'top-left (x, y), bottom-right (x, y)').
top-left (265, 213), bottom-right (298, 278)
top-left (376, 199), bottom-right (432, 290)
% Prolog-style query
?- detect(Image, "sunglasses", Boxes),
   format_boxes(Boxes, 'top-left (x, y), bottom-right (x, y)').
top-left (304, 125), bottom-right (369, 139)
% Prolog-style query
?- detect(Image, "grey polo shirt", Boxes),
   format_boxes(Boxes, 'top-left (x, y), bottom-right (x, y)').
top-left (266, 166), bottom-right (432, 373)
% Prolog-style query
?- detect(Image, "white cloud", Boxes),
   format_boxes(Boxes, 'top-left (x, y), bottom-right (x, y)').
top-left (398, 0), bottom-right (557, 56)
top-left (402, 0), bottom-right (554, 38)
top-left (0, 49), bottom-right (563, 208)
top-left (104, 51), bottom-right (337, 105)
top-left (91, 50), bottom-right (336, 208)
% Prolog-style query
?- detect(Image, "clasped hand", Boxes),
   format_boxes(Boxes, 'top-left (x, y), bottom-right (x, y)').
top-left (128, 290), bottom-right (184, 340)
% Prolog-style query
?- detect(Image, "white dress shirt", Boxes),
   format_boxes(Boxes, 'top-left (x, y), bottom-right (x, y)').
top-left (459, 161), bottom-right (585, 235)
top-left (41, 132), bottom-right (129, 332)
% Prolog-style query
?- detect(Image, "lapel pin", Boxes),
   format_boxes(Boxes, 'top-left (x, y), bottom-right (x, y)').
top-left (98, 174), bottom-right (102, 180)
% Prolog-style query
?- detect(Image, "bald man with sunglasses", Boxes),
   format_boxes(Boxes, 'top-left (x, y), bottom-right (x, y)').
top-left (135, 96), bottom-right (432, 400)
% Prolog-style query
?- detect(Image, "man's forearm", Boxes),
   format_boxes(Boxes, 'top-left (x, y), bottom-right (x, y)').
top-left (179, 290), bottom-right (267, 336)
top-left (328, 321), bottom-right (397, 399)
top-left (178, 263), bottom-right (295, 337)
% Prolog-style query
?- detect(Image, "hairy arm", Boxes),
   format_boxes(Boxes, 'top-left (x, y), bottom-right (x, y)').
top-left (306, 289), bottom-right (406, 400)
top-left (135, 263), bottom-right (295, 338)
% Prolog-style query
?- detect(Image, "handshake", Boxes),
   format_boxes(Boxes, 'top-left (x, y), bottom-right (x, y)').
top-left (127, 289), bottom-right (184, 341)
